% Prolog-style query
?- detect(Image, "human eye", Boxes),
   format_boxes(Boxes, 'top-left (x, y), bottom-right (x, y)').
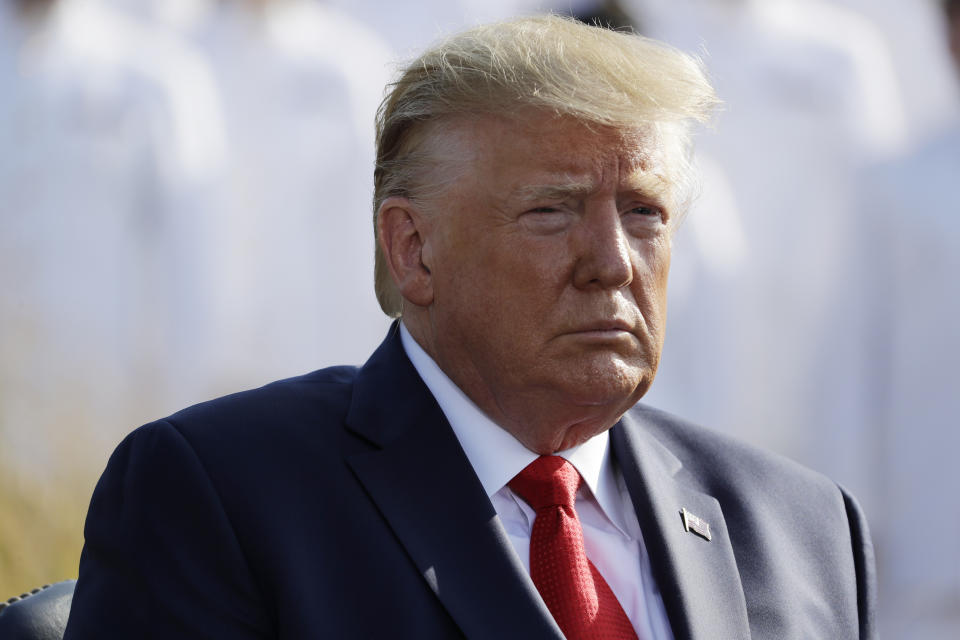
top-left (626, 204), bottom-right (661, 217)
top-left (520, 204), bottom-right (574, 233)
top-left (622, 202), bottom-right (667, 234)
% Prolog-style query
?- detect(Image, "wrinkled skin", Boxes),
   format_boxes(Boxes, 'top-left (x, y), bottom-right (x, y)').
top-left (378, 111), bottom-right (675, 454)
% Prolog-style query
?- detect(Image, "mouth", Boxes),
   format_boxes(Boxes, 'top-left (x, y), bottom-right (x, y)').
top-left (576, 317), bottom-right (634, 332)
top-left (567, 319), bottom-right (637, 340)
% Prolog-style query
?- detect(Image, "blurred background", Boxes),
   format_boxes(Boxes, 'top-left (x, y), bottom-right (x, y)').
top-left (1, 0), bottom-right (957, 637)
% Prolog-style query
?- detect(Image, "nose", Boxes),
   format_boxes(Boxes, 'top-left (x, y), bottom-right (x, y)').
top-left (572, 203), bottom-right (633, 290)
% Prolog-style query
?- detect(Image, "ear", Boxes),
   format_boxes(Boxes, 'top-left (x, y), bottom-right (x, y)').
top-left (377, 197), bottom-right (434, 308)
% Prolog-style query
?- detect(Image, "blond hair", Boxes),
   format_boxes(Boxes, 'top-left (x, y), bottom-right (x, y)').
top-left (373, 14), bottom-right (718, 317)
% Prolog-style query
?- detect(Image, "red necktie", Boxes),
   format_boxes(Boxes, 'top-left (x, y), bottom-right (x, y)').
top-left (509, 456), bottom-right (638, 639)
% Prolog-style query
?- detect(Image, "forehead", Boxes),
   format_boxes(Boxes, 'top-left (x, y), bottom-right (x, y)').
top-left (448, 112), bottom-right (670, 197)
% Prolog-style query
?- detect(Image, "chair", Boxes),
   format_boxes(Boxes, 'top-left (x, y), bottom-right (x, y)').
top-left (0, 581), bottom-right (75, 640)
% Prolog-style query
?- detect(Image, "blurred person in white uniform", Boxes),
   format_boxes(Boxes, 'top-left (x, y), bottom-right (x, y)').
top-left (848, 3), bottom-right (960, 636)
top-left (831, 0), bottom-right (960, 141)
top-left (144, 0), bottom-right (395, 390)
top-left (325, 0), bottom-right (546, 55)
top-left (100, 0), bottom-right (396, 391)
top-left (0, 0), bottom-right (226, 467)
top-left (597, 0), bottom-right (908, 509)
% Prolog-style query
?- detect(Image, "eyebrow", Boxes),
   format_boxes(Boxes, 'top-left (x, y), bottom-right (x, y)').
top-left (511, 180), bottom-right (595, 203)
top-left (626, 171), bottom-right (672, 206)
top-left (511, 172), bottom-right (673, 207)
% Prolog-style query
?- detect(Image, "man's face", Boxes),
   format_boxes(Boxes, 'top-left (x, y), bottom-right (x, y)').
top-left (416, 112), bottom-right (674, 453)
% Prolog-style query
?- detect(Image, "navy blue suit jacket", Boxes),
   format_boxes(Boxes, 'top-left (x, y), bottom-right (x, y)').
top-left (64, 326), bottom-right (875, 639)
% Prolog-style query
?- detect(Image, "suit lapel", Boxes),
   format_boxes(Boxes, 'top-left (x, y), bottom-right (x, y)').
top-left (612, 413), bottom-right (751, 640)
top-left (344, 327), bottom-right (563, 640)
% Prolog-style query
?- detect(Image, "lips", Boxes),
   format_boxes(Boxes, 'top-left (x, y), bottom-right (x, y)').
top-left (560, 327), bottom-right (637, 347)
top-left (572, 318), bottom-right (635, 333)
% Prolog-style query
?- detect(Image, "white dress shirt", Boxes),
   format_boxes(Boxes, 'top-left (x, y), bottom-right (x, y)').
top-left (400, 324), bottom-right (674, 640)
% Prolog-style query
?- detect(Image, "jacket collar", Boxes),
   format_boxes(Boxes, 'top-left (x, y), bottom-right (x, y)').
top-left (343, 324), bottom-right (564, 639)
top-left (611, 410), bottom-right (751, 639)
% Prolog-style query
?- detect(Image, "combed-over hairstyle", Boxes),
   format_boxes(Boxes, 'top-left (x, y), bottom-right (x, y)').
top-left (373, 14), bottom-right (718, 317)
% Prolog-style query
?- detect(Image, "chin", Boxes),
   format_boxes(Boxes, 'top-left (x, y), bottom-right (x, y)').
top-left (560, 358), bottom-right (652, 407)
top-left (552, 419), bottom-right (620, 453)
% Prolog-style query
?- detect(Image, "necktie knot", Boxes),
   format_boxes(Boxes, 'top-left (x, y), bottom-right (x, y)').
top-left (509, 456), bottom-right (581, 511)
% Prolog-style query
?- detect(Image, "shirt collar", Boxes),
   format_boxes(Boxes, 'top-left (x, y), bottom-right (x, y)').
top-left (400, 322), bottom-right (630, 536)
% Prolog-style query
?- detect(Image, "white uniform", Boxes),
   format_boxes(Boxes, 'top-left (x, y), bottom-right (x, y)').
top-left (176, 1), bottom-right (394, 392)
top-left (831, 0), bottom-right (960, 141)
top-left (86, 0), bottom-right (398, 395)
top-left (327, 0), bottom-right (544, 55)
top-left (852, 125), bottom-right (960, 640)
top-left (0, 0), bottom-right (226, 464)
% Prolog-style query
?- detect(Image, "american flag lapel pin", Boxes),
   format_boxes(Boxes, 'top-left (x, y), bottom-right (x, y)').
top-left (680, 508), bottom-right (712, 541)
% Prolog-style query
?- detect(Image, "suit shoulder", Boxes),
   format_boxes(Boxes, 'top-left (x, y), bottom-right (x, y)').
top-left (622, 404), bottom-right (875, 637)
top-left (167, 365), bottom-right (358, 428)
top-left (126, 365), bottom-right (363, 470)
top-left (626, 403), bottom-right (840, 500)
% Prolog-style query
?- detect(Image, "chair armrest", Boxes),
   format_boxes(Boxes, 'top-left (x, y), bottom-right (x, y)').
top-left (0, 580), bottom-right (76, 640)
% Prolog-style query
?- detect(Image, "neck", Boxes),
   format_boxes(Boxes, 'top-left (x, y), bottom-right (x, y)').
top-left (400, 315), bottom-right (628, 455)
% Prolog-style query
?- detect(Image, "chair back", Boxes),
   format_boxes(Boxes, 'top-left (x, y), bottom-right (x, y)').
top-left (0, 581), bottom-right (75, 640)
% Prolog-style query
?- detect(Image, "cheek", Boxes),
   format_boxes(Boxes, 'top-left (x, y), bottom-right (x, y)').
top-left (635, 238), bottom-right (671, 294)
top-left (629, 242), bottom-right (671, 345)
top-left (443, 239), bottom-right (545, 327)
top-left (493, 237), bottom-right (572, 292)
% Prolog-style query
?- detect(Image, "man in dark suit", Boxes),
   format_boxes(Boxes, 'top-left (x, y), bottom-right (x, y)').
top-left (64, 15), bottom-right (875, 639)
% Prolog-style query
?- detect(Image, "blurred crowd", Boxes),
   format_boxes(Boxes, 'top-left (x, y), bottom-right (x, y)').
top-left (1, 0), bottom-right (957, 637)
